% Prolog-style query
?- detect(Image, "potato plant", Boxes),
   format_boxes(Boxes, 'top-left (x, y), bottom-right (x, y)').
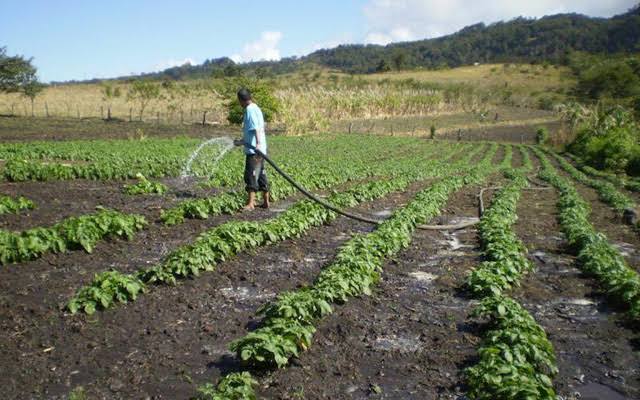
top-left (0, 194), bottom-right (34, 215)
top-left (228, 145), bottom-right (499, 368)
top-left (533, 147), bottom-right (640, 318)
top-left (123, 173), bottom-right (167, 195)
top-left (464, 163), bottom-right (558, 399)
top-left (0, 208), bottom-right (146, 264)
top-left (67, 143), bottom-right (492, 314)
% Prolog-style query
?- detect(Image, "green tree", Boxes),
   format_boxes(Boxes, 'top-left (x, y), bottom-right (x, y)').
top-left (22, 81), bottom-right (44, 117)
top-left (376, 59), bottom-right (392, 73)
top-left (392, 51), bottom-right (407, 70)
top-left (0, 47), bottom-right (38, 93)
top-left (222, 77), bottom-right (280, 124)
top-left (126, 80), bottom-right (161, 120)
top-left (101, 81), bottom-right (121, 120)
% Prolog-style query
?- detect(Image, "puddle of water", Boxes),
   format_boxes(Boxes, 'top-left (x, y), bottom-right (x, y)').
top-left (269, 200), bottom-right (296, 213)
top-left (372, 335), bottom-right (421, 353)
top-left (577, 382), bottom-right (632, 400)
top-left (219, 287), bottom-right (274, 302)
top-left (332, 233), bottom-right (350, 241)
top-left (372, 209), bottom-right (393, 217)
top-left (612, 242), bottom-right (636, 258)
top-left (567, 298), bottom-right (596, 306)
top-left (409, 271), bottom-right (437, 283)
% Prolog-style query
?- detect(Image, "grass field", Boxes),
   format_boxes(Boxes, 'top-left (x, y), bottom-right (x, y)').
top-left (0, 63), bottom-right (571, 134)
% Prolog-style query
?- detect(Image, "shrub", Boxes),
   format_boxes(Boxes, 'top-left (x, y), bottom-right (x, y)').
top-left (536, 127), bottom-right (549, 145)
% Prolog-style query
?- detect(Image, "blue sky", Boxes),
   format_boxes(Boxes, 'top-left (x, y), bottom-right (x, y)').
top-left (1, 0), bottom-right (636, 82)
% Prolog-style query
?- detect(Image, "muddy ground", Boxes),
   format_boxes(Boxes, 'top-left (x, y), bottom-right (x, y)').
top-left (1, 144), bottom-right (640, 400)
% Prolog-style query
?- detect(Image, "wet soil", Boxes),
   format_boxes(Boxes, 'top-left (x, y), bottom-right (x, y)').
top-left (517, 152), bottom-right (640, 400)
top-left (0, 179), bottom-right (194, 231)
top-left (547, 156), bottom-right (640, 271)
top-left (0, 177), bottom-right (429, 399)
top-left (256, 175), bottom-right (504, 399)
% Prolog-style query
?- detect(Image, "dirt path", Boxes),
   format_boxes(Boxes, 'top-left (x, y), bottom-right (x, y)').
top-left (256, 173), bottom-right (505, 399)
top-left (0, 178), bottom-right (432, 399)
top-left (510, 145), bottom-right (523, 169)
top-left (546, 155), bottom-right (640, 272)
top-left (517, 152), bottom-right (640, 399)
top-left (515, 192), bottom-right (640, 400)
top-left (0, 178), bottom-right (192, 231)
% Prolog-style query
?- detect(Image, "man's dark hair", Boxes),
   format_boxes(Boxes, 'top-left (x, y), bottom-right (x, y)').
top-left (237, 88), bottom-right (252, 101)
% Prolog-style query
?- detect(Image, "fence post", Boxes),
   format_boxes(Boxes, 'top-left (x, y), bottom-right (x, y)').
top-left (129, 108), bottom-right (133, 122)
top-left (157, 111), bottom-right (160, 124)
top-left (202, 111), bottom-right (207, 126)
top-left (348, 122), bottom-right (353, 134)
top-left (44, 102), bottom-right (49, 118)
top-left (107, 106), bottom-right (112, 120)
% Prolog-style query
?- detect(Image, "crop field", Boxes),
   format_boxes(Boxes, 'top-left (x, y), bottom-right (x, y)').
top-left (0, 132), bottom-right (639, 400)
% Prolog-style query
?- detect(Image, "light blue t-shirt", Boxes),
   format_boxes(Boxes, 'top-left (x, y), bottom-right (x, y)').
top-left (242, 103), bottom-right (267, 155)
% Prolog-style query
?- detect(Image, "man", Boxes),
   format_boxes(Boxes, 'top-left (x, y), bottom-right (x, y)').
top-left (234, 88), bottom-right (270, 210)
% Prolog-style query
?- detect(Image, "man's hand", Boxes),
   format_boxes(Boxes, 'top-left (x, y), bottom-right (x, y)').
top-left (233, 139), bottom-right (244, 147)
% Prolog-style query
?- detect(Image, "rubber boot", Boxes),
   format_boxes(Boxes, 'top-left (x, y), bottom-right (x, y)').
top-left (243, 191), bottom-right (256, 211)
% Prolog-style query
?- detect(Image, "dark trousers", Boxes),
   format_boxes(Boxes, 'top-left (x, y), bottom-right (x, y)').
top-left (244, 154), bottom-right (269, 192)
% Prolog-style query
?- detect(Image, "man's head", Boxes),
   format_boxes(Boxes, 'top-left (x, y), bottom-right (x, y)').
top-left (237, 88), bottom-right (252, 108)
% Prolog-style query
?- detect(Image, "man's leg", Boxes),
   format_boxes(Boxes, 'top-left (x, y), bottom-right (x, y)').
top-left (257, 157), bottom-right (270, 209)
top-left (244, 155), bottom-right (259, 210)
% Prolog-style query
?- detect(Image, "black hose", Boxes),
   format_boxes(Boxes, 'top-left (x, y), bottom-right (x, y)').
top-left (240, 142), bottom-right (478, 231)
top-left (243, 143), bottom-right (384, 225)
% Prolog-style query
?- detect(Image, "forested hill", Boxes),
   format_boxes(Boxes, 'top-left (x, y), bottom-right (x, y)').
top-left (307, 6), bottom-right (640, 73)
top-left (107, 6), bottom-right (639, 82)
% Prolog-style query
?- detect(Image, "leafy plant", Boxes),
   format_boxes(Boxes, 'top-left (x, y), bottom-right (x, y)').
top-left (0, 208), bottom-right (146, 264)
top-left (0, 194), bottom-right (34, 215)
top-left (466, 296), bottom-right (557, 400)
top-left (532, 146), bottom-right (640, 319)
top-left (68, 271), bottom-right (146, 314)
top-left (229, 145), bottom-right (500, 367)
top-left (535, 127), bottom-right (549, 145)
top-left (197, 372), bottom-right (257, 400)
top-left (124, 173), bottom-right (167, 195)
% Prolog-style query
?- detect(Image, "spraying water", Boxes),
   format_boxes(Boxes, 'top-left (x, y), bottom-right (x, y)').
top-left (181, 136), bottom-right (234, 178)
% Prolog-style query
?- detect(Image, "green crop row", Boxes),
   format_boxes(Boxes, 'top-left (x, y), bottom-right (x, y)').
top-left (466, 295), bottom-right (558, 400)
top-left (67, 166), bottom-right (441, 314)
top-left (0, 135), bottom-right (423, 183)
top-left (544, 149), bottom-right (635, 213)
top-left (467, 171), bottom-right (533, 296)
top-left (465, 162), bottom-right (557, 400)
top-left (67, 143), bottom-right (489, 314)
top-left (123, 173), bottom-right (168, 195)
top-left (196, 144), bottom-right (499, 398)
top-left (499, 144), bottom-right (513, 170)
top-left (533, 147), bottom-right (640, 318)
top-left (227, 145), bottom-right (498, 368)
top-left (160, 141), bottom-right (461, 225)
top-left (0, 208), bottom-right (146, 265)
top-left (566, 153), bottom-right (640, 193)
top-left (517, 145), bottom-right (533, 171)
top-left (0, 194), bottom-right (34, 215)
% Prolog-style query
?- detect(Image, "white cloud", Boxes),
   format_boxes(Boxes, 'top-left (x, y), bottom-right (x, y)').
top-left (295, 33), bottom-right (355, 56)
top-left (363, 0), bottom-right (637, 45)
top-left (153, 58), bottom-right (196, 71)
top-left (231, 31), bottom-right (283, 63)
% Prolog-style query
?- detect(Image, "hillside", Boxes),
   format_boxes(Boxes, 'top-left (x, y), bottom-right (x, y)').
top-left (109, 5), bottom-right (640, 82)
